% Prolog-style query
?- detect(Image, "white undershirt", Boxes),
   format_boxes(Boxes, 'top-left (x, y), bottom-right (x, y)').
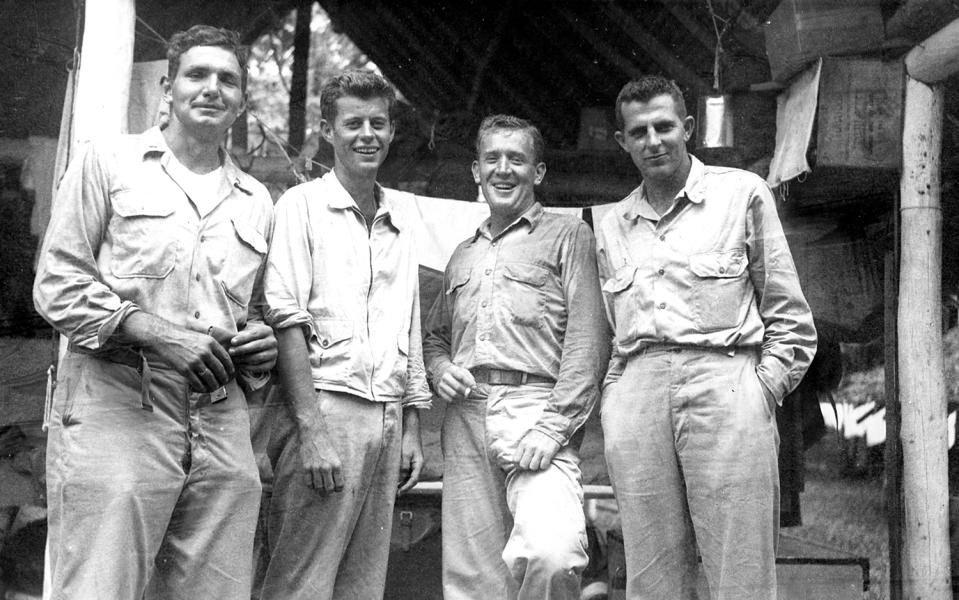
top-left (167, 156), bottom-right (224, 215)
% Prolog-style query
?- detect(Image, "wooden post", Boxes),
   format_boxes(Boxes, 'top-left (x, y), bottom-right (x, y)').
top-left (898, 73), bottom-right (950, 599)
top-left (885, 248), bottom-right (902, 600)
top-left (287, 0), bottom-right (312, 154)
top-left (71, 0), bottom-right (135, 144)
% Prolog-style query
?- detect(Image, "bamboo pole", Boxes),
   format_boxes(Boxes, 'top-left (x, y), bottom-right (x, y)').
top-left (898, 73), bottom-right (950, 599)
top-left (71, 0), bottom-right (135, 144)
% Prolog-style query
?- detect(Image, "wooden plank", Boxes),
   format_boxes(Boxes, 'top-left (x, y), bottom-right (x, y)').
top-left (898, 74), bottom-right (951, 599)
top-left (904, 18), bottom-right (959, 85)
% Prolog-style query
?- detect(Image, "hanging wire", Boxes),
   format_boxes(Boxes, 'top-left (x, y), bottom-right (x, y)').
top-left (704, 0), bottom-right (733, 91)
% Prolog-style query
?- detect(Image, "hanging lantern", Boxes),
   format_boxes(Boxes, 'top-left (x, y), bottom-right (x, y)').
top-left (696, 93), bottom-right (735, 150)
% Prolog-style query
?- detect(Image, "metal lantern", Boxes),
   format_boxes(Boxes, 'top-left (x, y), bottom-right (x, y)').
top-left (696, 93), bottom-right (735, 150)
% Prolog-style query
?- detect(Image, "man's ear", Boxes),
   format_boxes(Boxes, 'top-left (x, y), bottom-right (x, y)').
top-left (534, 162), bottom-right (547, 185)
top-left (160, 75), bottom-right (171, 103)
top-left (471, 160), bottom-right (480, 184)
top-left (319, 118), bottom-right (333, 144)
top-left (614, 130), bottom-right (628, 152)
top-left (683, 115), bottom-right (695, 143)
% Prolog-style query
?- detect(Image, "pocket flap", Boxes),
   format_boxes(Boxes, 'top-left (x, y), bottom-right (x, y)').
top-left (232, 219), bottom-right (268, 255)
top-left (315, 319), bottom-right (353, 349)
top-left (446, 269), bottom-right (471, 295)
top-left (502, 263), bottom-right (548, 287)
top-left (602, 266), bottom-right (637, 294)
top-left (689, 250), bottom-right (746, 278)
top-left (112, 190), bottom-right (175, 218)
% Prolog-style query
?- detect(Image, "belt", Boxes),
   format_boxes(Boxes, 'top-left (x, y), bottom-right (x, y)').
top-left (471, 368), bottom-right (554, 386)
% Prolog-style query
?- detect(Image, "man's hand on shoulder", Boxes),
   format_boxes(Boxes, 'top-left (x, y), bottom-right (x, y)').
top-left (513, 429), bottom-right (561, 471)
top-left (435, 364), bottom-right (476, 403)
top-left (121, 312), bottom-right (234, 393)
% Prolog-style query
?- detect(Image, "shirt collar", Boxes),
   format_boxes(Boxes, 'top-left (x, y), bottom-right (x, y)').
top-left (618, 155), bottom-right (706, 221)
top-left (474, 201), bottom-right (544, 241)
top-left (323, 170), bottom-right (404, 230)
top-left (139, 126), bottom-right (255, 197)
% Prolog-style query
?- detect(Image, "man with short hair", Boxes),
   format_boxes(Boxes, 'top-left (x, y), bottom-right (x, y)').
top-left (424, 114), bottom-right (609, 599)
top-left (259, 70), bottom-right (430, 600)
top-left (595, 75), bottom-right (817, 599)
top-left (34, 25), bottom-right (276, 599)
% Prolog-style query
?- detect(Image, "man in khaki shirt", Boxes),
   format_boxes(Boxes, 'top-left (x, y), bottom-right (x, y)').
top-left (34, 26), bottom-right (276, 599)
top-left (259, 71), bottom-right (430, 600)
top-left (595, 76), bottom-right (816, 600)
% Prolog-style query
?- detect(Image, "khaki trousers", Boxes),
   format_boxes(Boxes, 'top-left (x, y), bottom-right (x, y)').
top-left (441, 383), bottom-right (589, 600)
top-left (602, 347), bottom-right (779, 600)
top-left (44, 351), bottom-right (261, 600)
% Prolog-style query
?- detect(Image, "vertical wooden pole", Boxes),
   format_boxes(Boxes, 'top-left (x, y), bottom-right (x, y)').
top-left (72, 0), bottom-right (136, 144)
top-left (885, 246), bottom-right (902, 600)
top-left (898, 73), bottom-right (950, 599)
top-left (288, 0), bottom-right (312, 154)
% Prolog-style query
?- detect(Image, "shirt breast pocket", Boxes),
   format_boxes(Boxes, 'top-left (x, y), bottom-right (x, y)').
top-left (501, 263), bottom-right (549, 329)
top-left (220, 218), bottom-right (268, 311)
top-left (446, 269), bottom-right (472, 313)
top-left (602, 265), bottom-right (638, 325)
top-left (109, 191), bottom-right (178, 279)
top-left (688, 249), bottom-right (749, 332)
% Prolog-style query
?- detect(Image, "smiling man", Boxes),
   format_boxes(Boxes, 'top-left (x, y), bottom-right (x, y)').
top-left (595, 75), bottom-right (817, 599)
top-left (259, 70), bottom-right (430, 599)
top-left (33, 25), bottom-right (275, 599)
top-left (424, 114), bottom-right (609, 599)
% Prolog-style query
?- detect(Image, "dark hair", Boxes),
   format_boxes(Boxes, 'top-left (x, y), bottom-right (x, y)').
top-left (475, 114), bottom-right (545, 164)
top-left (614, 75), bottom-right (687, 129)
top-left (167, 25), bottom-right (248, 90)
top-left (320, 70), bottom-right (397, 122)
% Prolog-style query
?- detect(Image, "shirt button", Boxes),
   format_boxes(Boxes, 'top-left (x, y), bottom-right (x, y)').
top-left (200, 236), bottom-right (206, 243)
top-left (658, 268), bottom-right (665, 276)
top-left (481, 301), bottom-right (488, 308)
top-left (195, 274), bottom-right (201, 281)
top-left (485, 268), bottom-right (492, 275)
top-left (658, 302), bottom-right (666, 309)
top-left (491, 241), bottom-right (497, 247)
top-left (321, 340), bottom-right (329, 348)
top-left (719, 267), bottom-right (726, 274)
top-left (194, 311), bottom-right (200, 318)
top-left (479, 334), bottom-right (487, 341)
top-left (659, 235), bottom-right (666, 241)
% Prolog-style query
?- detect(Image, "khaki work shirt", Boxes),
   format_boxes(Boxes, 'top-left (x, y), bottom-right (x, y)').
top-left (264, 171), bottom-right (430, 408)
top-left (595, 156), bottom-right (817, 404)
top-left (34, 127), bottom-right (273, 359)
top-left (424, 202), bottom-right (610, 445)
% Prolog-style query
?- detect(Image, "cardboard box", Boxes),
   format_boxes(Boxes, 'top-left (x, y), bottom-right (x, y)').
top-left (816, 58), bottom-right (905, 169)
top-left (765, 0), bottom-right (885, 82)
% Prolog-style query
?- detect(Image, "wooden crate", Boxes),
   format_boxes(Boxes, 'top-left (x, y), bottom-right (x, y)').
top-left (765, 0), bottom-right (885, 83)
top-left (816, 58), bottom-right (905, 170)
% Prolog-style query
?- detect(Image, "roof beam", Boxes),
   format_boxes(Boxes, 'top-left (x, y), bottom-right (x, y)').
top-left (557, 3), bottom-right (711, 95)
top-left (401, 3), bottom-right (552, 125)
top-left (320, 1), bottom-right (441, 109)
top-left (658, 0), bottom-right (721, 56)
top-left (467, 3), bottom-right (512, 113)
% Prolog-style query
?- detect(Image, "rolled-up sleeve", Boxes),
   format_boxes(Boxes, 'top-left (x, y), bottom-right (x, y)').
top-left (402, 278), bottom-right (432, 409)
top-left (747, 183), bottom-right (817, 404)
top-left (33, 141), bottom-right (140, 350)
top-left (533, 223), bottom-right (611, 445)
top-left (264, 191), bottom-right (315, 336)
